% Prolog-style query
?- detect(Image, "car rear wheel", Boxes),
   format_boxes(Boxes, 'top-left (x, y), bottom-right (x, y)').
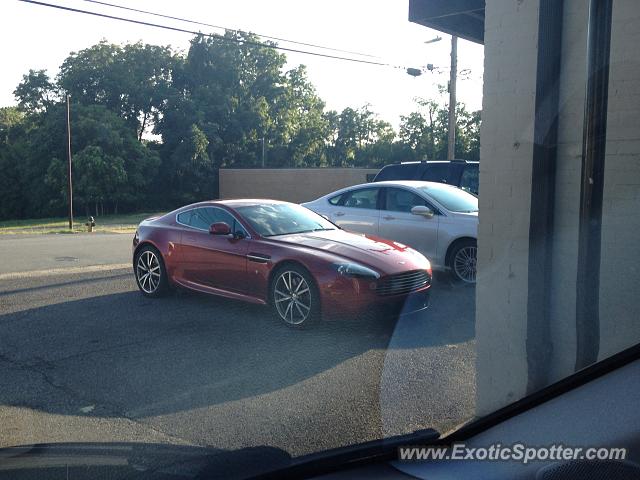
top-left (451, 239), bottom-right (477, 284)
top-left (270, 265), bottom-right (319, 328)
top-left (135, 245), bottom-right (168, 297)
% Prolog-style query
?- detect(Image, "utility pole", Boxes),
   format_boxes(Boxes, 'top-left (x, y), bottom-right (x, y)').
top-left (447, 36), bottom-right (458, 160)
top-left (66, 94), bottom-right (74, 231)
top-left (259, 137), bottom-right (266, 168)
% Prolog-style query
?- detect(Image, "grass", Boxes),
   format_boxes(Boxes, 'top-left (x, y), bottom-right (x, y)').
top-left (0, 212), bottom-right (164, 235)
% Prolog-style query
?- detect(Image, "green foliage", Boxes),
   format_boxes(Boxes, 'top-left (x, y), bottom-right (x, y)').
top-left (326, 105), bottom-right (396, 167)
top-left (58, 41), bottom-right (178, 140)
top-left (0, 106), bottom-right (25, 144)
top-left (0, 35), bottom-right (481, 221)
top-left (14, 70), bottom-right (58, 113)
top-left (399, 98), bottom-right (480, 161)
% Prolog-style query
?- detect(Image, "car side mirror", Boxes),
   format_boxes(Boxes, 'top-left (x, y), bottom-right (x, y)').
top-left (210, 222), bottom-right (231, 235)
top-left (411, 205), bottom-right (434, 218)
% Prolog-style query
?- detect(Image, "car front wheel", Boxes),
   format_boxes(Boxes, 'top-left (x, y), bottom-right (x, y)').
top-left (270, 265), bottom-right (319, 328)
top-left (450, 239), bottom-right (477, 284)
top-left (135, 245), bottom-right (168, 297)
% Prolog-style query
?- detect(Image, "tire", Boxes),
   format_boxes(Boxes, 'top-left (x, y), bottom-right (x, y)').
top-left (450, 239), bottom-right (477, 284)
top-left (270, 264), bottom-right (320, 328)
top-left (134, 245), bottom-right (168, 297)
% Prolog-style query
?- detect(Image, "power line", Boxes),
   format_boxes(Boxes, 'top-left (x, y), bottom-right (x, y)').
top-left (18, 0), bottom-right (404, 68)
top-left (81, 0), bottom-right (381, 59)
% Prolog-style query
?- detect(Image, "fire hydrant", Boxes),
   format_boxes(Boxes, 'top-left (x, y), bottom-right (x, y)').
top-left (85, 216), bottom-right (96, 233)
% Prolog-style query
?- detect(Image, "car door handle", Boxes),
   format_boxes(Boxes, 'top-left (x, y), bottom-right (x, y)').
top-left (334, 212), bottom-right (345, 217)
top-left (383, 215), bottom-right (395, 220)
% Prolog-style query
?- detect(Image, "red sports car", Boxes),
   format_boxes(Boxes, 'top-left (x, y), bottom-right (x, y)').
top-left (132, 200), bottom-right (432, 327)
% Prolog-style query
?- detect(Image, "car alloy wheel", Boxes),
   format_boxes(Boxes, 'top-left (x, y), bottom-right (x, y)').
top-left (274, 270), bottom-right (312, 325)
top-left (137, 250), bottom-right (162, 294)
top-left (453, 244), bottom-right (477, 283)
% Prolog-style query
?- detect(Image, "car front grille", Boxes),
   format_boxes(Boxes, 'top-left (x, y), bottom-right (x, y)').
top-left (375, 269), bottom-right (430, 296)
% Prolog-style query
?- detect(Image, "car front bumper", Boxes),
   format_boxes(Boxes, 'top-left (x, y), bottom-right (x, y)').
top-left (318, 274), bottom-right (431, 319)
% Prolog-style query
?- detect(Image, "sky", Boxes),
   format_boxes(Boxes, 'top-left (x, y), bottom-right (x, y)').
top-left (0, 0), bottom-right (484, 129)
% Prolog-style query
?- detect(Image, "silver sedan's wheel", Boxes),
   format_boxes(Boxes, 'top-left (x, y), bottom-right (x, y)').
top-left (452, 242), bottom-right (477, 283)
top-left (135, 247), bottom-right (167, 297)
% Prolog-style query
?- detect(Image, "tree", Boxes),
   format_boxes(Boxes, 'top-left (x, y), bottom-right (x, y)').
top-left (14, 70), bottom-right (57, 113)
top-left (163, 124), bottom-right (214, 204)
top-left (399, 98), bottom-right (480, 161)
top-left (58, 41), bottom-right (178, 140)
top-left (161, 31), bottom-right (289, 168)
top-left (0, 107), bottom-right (24, 145)
top-left (326, 105), bottom-right (395, 167)
top-left (156, 31), bottom-right (335, 202)
top-left (34, 104), bottom-right (159, 216)
top-left (46, 146), bottom-right (127, 216)
top-left (275, 66), bottom-right (330, 167)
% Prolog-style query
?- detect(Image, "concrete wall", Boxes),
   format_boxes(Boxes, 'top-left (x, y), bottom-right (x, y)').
top-left (476, 0), bottom-right (540, 415)
top-left (477, 0), bottom-right (640, 415)
top-left (219, 168), bottom-right (379, 203)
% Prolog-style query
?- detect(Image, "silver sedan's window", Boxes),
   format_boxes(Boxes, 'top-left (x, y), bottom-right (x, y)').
top-left (417, 184), bottom-right (478, 213)
top-left (343, 188), bottom-right (379, 209)
top-left (384, 188), bottom-right (428, 213)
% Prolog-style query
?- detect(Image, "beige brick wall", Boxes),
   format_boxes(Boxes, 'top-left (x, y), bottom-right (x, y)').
top-left (219, 168), bottom-right (379, 204)
top-left (476, 0), bottom-right (539, 416)
top-left (477, 0), bottom-right (640, 415)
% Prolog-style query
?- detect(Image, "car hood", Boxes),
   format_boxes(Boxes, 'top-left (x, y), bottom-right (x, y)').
top-left (267, 229), bottom-right (431, 275)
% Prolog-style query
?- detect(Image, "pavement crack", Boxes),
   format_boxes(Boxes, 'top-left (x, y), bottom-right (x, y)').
top-left (0, 351), bottom-right (201, 448)
top-left (0, 351), bottom-right (80, 403)
top-left (43, 331), bottom-right (183, 364)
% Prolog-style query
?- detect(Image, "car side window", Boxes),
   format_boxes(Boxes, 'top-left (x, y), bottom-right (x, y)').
top-left (328, 193), bottom-right (344, 205)
top-left (384, 188), bottom-right (429, 213)
top-left (176, 210), bottom-right (194, 226)
top-left (421, 164), bottom-right (451, 183)
top-left (192, 207), bottom-right (233, 229)
top-left (342, 188), bottom-right (380, 210)
top-left (178, 207), bottom-right (249, 236)
top-left (460, 164), bottom-right (479, 194)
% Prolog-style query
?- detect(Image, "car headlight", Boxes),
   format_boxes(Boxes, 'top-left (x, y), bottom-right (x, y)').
top-left (334, 262), bottom-right (380, 279)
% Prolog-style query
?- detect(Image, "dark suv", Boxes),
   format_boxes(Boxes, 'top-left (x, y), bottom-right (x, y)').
top-left (372, 160), bottom-right (479, 195)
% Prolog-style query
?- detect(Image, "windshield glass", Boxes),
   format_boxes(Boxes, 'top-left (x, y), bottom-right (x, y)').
top-left (237, 203), bottom-right (336, 236)
top-left (417, 184), bottom-right (478, 212)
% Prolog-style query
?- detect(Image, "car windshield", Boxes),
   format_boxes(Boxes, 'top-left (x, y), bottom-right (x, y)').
top-left (236, 203), bottom-right (336, 236)
top-left (417, 184), bottom-right (478, 212)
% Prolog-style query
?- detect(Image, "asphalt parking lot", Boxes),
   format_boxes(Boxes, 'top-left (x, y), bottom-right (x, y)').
top-left (0, 234), bottom-right (475, 458)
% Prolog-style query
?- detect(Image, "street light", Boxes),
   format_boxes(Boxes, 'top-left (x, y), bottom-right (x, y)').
top-left (425, 36), bottom-right (442, 44)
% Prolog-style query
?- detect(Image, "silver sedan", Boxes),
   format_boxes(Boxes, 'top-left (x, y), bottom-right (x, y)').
top-left (302, 181), bottom-right (478, 283)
